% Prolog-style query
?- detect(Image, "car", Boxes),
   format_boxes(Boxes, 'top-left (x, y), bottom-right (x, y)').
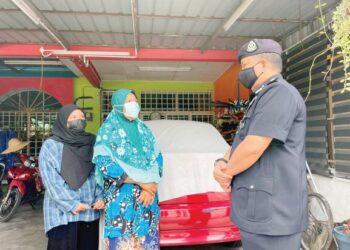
top-left (145, 120), bottom-right (241, 247)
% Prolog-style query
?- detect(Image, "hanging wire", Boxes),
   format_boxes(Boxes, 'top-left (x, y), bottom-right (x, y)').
top-left (305, 48), bottom-right (329, 102)
top-left (39, 56), bottom-right (44, 90)
top-left (305, 0), bottom-right (336, 102)
top-left (316, 0), bottom-right (333, 45)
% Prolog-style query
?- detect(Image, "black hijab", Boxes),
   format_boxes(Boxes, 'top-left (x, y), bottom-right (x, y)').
top-left (51, 104), bottom-right (95, 190)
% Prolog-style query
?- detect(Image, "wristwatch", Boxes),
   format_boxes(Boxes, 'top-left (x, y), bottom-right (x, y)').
top-left (214, 158), bottom-right (228, 165)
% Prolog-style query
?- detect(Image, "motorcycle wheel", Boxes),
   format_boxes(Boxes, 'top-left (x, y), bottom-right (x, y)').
top-left (0, 188), bottom-right (22, 222)
top-left (0, 163), bottom-right (5, 183)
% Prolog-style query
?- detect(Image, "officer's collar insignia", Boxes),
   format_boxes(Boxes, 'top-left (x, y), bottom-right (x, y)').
top-left (246, 40), bottom-right (257, 52)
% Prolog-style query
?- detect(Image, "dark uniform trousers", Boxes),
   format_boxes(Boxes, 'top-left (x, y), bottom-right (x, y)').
top-left (47, 219), bottom-right (99, 250)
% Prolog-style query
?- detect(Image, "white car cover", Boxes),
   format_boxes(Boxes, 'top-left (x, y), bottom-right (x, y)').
top-left (145, 120), bottom-right (229, 202)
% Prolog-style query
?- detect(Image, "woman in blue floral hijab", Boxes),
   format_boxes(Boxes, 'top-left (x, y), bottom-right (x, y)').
top-left (93, 89), bottom-right (163, 250)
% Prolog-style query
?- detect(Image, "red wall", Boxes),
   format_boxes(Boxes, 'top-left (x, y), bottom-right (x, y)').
top-left (214, 63), bottom-right (250, 102)
top-left (0, 78), bottom-right (73, 105)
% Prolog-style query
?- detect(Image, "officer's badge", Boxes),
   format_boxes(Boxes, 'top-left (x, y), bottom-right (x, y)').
top-left (239, 117), bottom-right (246, 130)
top-left (246, 40), bottom-right (257, 52)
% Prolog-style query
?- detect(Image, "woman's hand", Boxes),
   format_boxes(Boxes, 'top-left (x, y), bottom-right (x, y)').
top-left (125, 178), bottom-right (158, 195)
top-left (72, 203), bottom-right (90, 215)
top-left (92, 199), bottom-right (105, 210)
top-left (139, 183), bottom-right (158, 195)
top-left (139, 190), bottom-right (155, 208)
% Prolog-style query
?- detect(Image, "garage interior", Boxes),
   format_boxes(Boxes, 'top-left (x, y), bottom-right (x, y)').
top-left (0, 0), bottom-right (349, 249)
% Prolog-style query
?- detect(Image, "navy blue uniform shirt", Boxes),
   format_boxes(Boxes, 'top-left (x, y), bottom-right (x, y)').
top-left (230, 75), bottom-right (308, 235)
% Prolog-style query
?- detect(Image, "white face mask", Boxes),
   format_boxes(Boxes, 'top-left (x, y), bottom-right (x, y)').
top-left (124, 102), bottom-right (140, 119)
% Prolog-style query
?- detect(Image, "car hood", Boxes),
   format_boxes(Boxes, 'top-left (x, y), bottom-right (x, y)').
top-left (145, 120), bottom-right (229, 202)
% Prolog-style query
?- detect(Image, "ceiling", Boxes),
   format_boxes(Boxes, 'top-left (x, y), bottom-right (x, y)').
top-left (92, 60), bottom-right (232, 81)
top-left (0, 0), bottom-right (340, 50)
top-left (0, 0), bottom-right (340, 82)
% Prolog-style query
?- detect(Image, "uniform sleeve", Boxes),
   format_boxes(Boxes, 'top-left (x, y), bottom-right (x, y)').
top-left (39, 142), bottom-right (80, 213)
top-left (95, 155), bottom-right (127, 187)
top-left (248, 85), bottom-right (298, 143)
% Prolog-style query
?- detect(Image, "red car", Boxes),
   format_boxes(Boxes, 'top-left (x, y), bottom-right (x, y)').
top-left (146, 120), bottom-right (240, 246)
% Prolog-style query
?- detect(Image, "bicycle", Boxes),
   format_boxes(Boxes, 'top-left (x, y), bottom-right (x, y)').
top-left (301, 162), bottom-right (334, 250)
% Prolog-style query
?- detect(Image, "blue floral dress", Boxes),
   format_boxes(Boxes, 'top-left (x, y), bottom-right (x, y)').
top-left (93, 89), bottom-right (163, 250)
top-left (95, 154), bottom-right (163, 250)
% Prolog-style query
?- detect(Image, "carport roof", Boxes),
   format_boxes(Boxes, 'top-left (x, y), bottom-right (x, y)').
top-left (0, 0), bottom-right (340, 50)
top-left (0, 0), bottom-right (340, 85)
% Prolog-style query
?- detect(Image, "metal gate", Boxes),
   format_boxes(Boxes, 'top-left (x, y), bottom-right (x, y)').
top-left (101, 90), bottom-right (214, 123)
top-left (0, 89), bottom-right (61, 156)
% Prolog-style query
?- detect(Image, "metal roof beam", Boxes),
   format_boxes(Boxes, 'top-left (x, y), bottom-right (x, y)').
top-left (0, 29), bottom-right (273, 40)
top-left (239, 18), bottom-right (309, 24)
top-left (0, 9), bottom-right (310, 24)
top-left (71, 58), bottom-right (101, 88)
top-left (201, 0), bottom-right (255, 51)
top-left (0, 44), bottom-right (237, 62)
top-left (10, 0), bottom-right (69, 49)
top-left (130, 0), bottom-right (140, 54)
top-left (0, 9), bottom-right (223, 21)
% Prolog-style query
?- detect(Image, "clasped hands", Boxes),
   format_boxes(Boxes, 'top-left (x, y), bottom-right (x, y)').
top-left (139, 183), bottom-right (158, 208)
top-left (213, 159), bottom-right (233, 192)
top-left (72, 200), bottom-right (105, 215)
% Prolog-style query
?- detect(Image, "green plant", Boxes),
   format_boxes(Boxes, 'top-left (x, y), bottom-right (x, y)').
top-left (331, 0), bottom-right (350, 92)
top-left (306, 0), bottom-right (350, 101)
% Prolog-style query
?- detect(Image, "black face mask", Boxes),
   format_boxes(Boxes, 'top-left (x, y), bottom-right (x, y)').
top-left (67, 119), bottom-right (86, 131)
top-left (239, 63), bottom-right (262, 89)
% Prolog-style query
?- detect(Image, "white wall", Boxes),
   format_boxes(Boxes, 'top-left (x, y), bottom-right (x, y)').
top-left (313, 174), bottom-right (350, 223)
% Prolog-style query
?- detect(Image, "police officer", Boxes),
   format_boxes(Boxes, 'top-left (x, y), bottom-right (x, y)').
top-left (213, 39), bottom-right (308, 250)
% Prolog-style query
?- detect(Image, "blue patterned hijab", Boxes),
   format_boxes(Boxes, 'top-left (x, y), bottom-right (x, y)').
top-left (93, 89), bottom-right (161, 187)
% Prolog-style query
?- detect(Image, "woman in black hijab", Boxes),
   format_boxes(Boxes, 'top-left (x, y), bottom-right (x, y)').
top-left (39, 104), bottom-right (104, 250)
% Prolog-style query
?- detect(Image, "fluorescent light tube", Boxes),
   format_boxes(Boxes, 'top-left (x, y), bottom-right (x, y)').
top-left (4, 60), bottom-right (63, 66)
top-left (66, 51), bottom-right (131, 57)
top-left (138, 66), bottom-right (192, 72)
top-left (44, 49), bottom-right (130, 57)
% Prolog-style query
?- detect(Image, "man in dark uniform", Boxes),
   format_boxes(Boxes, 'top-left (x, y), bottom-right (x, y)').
top-left (213, 39), bottom-right (308, 250)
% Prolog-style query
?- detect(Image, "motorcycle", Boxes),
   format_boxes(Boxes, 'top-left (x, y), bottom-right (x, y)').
top-left (0, 153), bottom-right (43, 222)
top-left (0, 155), bottom-right (5, 184)
top-left (0, 153), bottom-right (16, 184)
